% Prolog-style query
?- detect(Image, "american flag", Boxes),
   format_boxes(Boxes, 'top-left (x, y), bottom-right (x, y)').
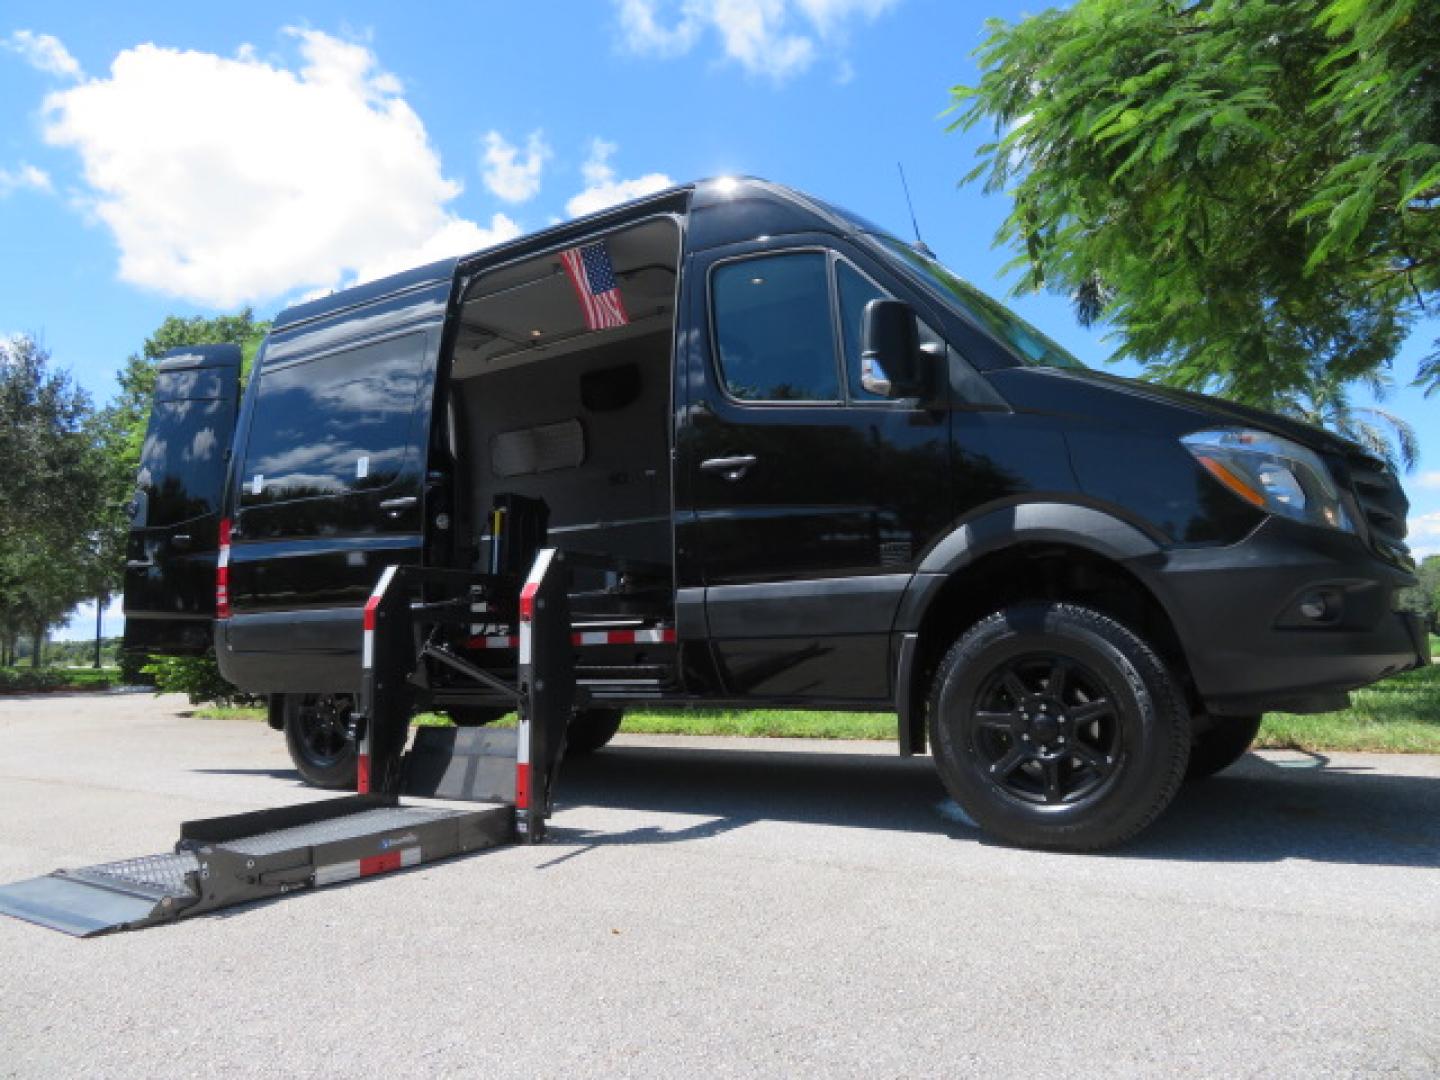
top-left (559, 241), bottom-right (629, 331)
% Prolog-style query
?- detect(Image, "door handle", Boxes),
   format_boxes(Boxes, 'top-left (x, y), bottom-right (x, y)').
top-left (171, 534), bottom-right (192, 549)
top-left (126, 559), bottom-right (154, 570)
top-left (379, 496), bottom-right (419, 514)
top-left (700, 455), bottom-right (758, 481)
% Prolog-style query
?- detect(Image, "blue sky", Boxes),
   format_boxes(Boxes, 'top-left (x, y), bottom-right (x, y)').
top-left (0, 0), bottom-right (1433, 641)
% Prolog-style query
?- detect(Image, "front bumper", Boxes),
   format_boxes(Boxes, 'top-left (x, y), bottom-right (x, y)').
top-left (1134, 517), bottom-right (1430, 715)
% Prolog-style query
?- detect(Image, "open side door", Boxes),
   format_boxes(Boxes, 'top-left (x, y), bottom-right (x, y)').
top-left (122, 345), bottom-right (243, 656)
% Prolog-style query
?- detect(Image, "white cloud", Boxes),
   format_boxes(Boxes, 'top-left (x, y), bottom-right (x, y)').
top-left (616, 0), bottom-right (702, 56)
top-left (1416, 471), bottom-right (1440, 491)
top-left (1408, 510), bottom-right (1440, 559)
top-left (4, 30), bottom-right (82, 80)
top-left (0, 163), bottom-right (52, 196)
top-left (40, 29), bottom-right (520, 308)
top-left (480, 130), bottom-right (551, 204)
top-left (614, 0), bottom-right (900, 81)
top-left (564, 139), bottom-right (673, 218)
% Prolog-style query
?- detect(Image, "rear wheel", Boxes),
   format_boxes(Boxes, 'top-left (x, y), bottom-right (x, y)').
top-left (1186, 715), bottom-right (1263, 780)
top-left (928, 602), bottom-right (1190, 852)
top-left (566, 708), bottom-right (624, 755)
top-left (283, 693), bottom-right (358, 790)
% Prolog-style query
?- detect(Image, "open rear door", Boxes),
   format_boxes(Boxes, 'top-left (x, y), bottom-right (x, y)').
top-left (122, 345), bottom-right (243, 656)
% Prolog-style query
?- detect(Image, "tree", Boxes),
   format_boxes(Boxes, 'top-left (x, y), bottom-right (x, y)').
top-left (1398, 555), bottom-right (1440, 630)
top-left (0, 336), bottom-right (113, 665)
top-left (950, 0), bottom-right (1440, 451)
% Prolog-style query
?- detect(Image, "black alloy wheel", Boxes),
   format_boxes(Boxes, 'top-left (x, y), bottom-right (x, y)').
top-left (283, 693), bottom-right (359, 789)
top-left (929, 603), bottom-right (1191, 851)
top-left (969, 653), bottom-right (1123, 807)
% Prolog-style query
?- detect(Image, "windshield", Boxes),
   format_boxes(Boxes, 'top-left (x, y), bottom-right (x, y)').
top-left (869, 234), bottom-right (1086, 371)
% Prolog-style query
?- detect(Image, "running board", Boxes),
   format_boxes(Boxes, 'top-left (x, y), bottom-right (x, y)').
top-left (0, 794), bottom-right (512, 937)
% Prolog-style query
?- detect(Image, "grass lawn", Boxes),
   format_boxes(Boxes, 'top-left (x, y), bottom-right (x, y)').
top-left (196, 651), bottom-right (1439, 753)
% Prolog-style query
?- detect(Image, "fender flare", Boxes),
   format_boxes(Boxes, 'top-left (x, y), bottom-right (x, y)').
top-left (898, 501), bottom-right (1163, 633)
top-left (891, 503), bottom-right (1165, 755)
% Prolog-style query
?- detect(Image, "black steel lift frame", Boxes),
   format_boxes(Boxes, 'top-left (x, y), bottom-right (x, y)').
top-left (0, 549), bottom-right (576, 937)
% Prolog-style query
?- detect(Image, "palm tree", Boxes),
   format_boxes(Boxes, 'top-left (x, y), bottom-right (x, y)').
top-left (1275, 366), bottom-right (1419, 471)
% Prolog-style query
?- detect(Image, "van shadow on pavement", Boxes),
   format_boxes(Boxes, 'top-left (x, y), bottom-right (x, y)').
top-left (195, 744), bottom-right (1440, 869)
top-left (547, 744), bottom-right (1440, 869)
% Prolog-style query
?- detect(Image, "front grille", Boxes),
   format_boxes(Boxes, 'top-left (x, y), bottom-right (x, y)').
top-left (1335, 449), bottom-right (1411, 566)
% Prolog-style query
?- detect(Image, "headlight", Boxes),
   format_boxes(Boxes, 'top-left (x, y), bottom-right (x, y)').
top-left (1181, 428), bottom-right (1355, 533)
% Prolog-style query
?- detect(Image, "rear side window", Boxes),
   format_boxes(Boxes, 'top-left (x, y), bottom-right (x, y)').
top-left (711, 253), bottom-right (840, 402)
top-left (240, 334), bottom-right (425, 506)
top-left (136, 382), bottom-right (231, 528)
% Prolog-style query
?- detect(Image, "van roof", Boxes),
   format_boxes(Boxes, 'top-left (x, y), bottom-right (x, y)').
top-left (269, 177), bottom-right (858, 333)
top-left (271, 179), bottom-right (709, 332)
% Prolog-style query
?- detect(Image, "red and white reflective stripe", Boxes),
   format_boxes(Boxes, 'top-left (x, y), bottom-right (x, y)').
top-left (572, 627), bottom-right (678, 646)
top-left (515, 698), bottom-right (531, 811)
top-left (465, 626), bottom-right (676, 650)
top-left (215, 518), bottom-right (232, 619)
top-left (518, 582), bottom-right (540, 622)
top-left (314, 846), bottom-right (421, 887)
top-left (362, 566), bottom-right (397, 671)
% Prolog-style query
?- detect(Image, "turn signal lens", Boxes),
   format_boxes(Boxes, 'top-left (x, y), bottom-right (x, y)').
top-left (1195, 455), bottom-right (1267, 509)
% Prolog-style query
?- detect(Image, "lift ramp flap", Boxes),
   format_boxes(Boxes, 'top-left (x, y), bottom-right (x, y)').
top-left (0, 795), bottom-right (513, 937)
top-left (0, 550), bottom-right (576, 937)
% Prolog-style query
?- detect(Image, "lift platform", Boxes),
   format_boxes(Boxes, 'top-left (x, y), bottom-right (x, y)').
top-left (0, 549), bottom-right (576, 937)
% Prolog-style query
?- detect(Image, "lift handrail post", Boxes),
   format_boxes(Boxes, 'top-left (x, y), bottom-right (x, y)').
top-left (516, 548), bottom-right (574, 842)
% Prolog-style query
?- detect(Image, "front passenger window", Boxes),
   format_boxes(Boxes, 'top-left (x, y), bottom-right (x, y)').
top-left (711, 253), bottom-right (840, 403)
top-left (836, 261), bottom-right (891, 402)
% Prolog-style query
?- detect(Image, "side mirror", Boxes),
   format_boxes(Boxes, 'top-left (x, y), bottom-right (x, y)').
top-left (861, 299), bottom-right (925, 398)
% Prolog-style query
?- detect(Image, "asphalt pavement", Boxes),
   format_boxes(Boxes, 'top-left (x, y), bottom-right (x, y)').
top-left (1, 691), bottom-right (1437, 1078)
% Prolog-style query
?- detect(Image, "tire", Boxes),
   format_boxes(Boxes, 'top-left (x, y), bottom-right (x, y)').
top-left (928, 602), bottom-right (1190, 852)
top-left (283, 693), bottom-right (358, 790)
top-left (565, 708), bottom-right (624, 756)
top-left (447, 706), bottom-right (510, 727)
top-left (1186, 715), bottom-right (1263, 780)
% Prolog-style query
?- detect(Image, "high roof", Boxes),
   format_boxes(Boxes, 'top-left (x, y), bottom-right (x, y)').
top-left (271, 180), bottom-right (704, 332)
top-left (268, 177), bottom-right (867, 333)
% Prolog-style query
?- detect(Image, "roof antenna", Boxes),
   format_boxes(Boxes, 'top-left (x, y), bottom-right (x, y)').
top-left (897, 163), bottom-right (936, 259)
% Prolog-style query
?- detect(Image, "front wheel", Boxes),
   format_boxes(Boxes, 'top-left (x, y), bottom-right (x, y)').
top-left (928, 603), bottom-right (1190, 852)
top-left (283, 693), bottom-right (358, 789)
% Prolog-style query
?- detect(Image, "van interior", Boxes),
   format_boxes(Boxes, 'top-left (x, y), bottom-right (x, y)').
top-left (444, 216), bottom-right (682, 632)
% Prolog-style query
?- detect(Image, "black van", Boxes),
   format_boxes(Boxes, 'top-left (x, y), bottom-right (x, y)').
top-left (122, 177), bottom-right (1429, 850)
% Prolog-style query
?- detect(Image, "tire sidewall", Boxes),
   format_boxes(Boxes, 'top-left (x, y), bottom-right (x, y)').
top-left (565, 707), bottom-right (624, 755)
top-left (929, 604), bottom-right (1189, 850)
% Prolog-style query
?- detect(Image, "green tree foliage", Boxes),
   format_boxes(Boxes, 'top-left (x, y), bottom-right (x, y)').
top-left (950, 0), bottom-right (1440, 439)
top-left (1398, 554), bottom-right (1440, 630)
top-left (0, 336), bottom-right (114, 664)
top-left (143, 651), bottom-right (254, 705)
